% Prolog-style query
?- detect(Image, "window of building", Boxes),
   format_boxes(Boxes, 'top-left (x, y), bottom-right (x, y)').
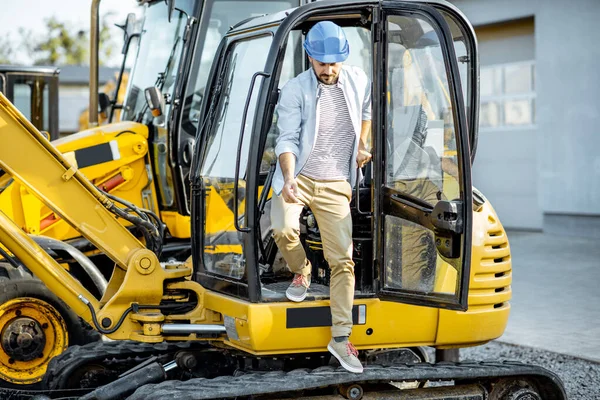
top-left (479, 61), bottom-right (535, 130)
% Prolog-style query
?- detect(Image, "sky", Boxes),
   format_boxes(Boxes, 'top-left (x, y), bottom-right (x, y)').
top-left (0, 0), bottom-right (141, 66)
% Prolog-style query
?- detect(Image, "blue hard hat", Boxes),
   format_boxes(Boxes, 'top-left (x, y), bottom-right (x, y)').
top-left (304, 21), bottom-right (349, 63)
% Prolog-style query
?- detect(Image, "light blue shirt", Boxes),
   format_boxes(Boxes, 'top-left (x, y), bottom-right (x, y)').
top-left (272, 65), bottom-right (372, 195)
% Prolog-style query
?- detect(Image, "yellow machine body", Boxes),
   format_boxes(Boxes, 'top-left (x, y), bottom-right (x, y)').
top-left (0, 122), bottom-right (191, 240)
top-left (195, 199), bottom-right (510, 355)
top-left (0, 92), bottom-right (510, 352)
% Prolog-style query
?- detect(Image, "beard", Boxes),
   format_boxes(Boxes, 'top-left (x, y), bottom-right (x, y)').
top-left (319, 74), bottom-right (337, 84)
top-left (313, 69), bottom-right (338, 85)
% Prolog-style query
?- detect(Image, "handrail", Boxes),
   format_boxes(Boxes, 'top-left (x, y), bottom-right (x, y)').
top-left (355, 167), bottom-right (370, 216)
top-left (233, 71), bottom-right (270, 233)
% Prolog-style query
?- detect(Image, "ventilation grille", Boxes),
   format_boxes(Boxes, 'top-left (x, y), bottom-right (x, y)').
top-left (469, 212), bottom-right (512, 310)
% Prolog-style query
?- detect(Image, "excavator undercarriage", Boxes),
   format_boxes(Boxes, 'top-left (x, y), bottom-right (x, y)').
top-left (0, 339), bottom-right (567, 400)
top-left (0, 341), bottom-right (567, 400)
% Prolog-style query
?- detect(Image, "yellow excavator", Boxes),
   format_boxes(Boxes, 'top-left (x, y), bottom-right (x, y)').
top-left (0, 0), bottom-right (567, 399)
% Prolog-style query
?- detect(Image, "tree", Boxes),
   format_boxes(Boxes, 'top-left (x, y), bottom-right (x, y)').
top-left (0, 35), bottom-right (16, 64)
top-left (22, 14), bottom-right (117, 66)
top-left (32, 17), bottom-right (88, 65)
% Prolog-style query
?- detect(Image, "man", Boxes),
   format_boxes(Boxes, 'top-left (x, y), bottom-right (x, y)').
top-left (270, 21), bottom-right (371, 374)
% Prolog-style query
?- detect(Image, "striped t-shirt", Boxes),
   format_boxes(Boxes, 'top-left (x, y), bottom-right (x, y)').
top-left (301, 83), bottom-right (355, 181)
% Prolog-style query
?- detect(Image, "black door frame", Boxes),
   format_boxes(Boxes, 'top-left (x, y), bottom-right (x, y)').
top-left (373, 1), bottom-right (473, 310)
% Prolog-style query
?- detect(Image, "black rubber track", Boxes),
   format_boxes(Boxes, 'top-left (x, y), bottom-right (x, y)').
top-left (44, 340), bottom-right (205, 390)
top-left (0, 340), bottom-right (568, 400)
top-left (128, 360), bottom-right (567, 400)
top-left (0, 341), bottom-right (208, 400)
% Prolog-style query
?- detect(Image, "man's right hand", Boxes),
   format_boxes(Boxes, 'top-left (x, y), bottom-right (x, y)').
top-left (282, 178), bottom-right (299, 203)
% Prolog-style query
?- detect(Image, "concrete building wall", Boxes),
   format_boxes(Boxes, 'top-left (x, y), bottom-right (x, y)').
top-left (472, 19), bottom-right (540, 229)
top-left (451, 0), bottom-right (600, 236)
top-left (535, 1), bottom-right (600, 216)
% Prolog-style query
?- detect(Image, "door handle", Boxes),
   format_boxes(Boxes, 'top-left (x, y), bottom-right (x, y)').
top-left (431, 200), bottom-right (463, 234)
top-left (387, 192), bottom-right (463, 235)
top-left (389, 193), bottom-right (433, 213)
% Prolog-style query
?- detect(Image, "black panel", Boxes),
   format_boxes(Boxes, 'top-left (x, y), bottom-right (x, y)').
top-left (286, 305), bottom-right (365, 329)
top-left (75, 143), bottom-right (115, 168)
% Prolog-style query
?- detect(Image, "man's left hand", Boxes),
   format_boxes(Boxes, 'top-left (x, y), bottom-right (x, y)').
top-left (357, 149), bottom-right (372, 168)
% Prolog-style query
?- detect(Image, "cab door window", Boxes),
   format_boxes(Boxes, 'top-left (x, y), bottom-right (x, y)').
top-left (13, 82), bottom-right (32, 122)
top-left (439, 8), bottom-right (477, 156)
top-left (199, 34), bottom-right (273, 282)
top-left (381, 12), bottom-right (469, 305)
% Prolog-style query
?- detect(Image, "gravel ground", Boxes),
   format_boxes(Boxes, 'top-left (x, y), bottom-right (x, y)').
top-left (460, 341), bottom-right (600, 400)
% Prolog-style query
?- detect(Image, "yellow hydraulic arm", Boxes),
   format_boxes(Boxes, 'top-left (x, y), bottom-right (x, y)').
top-left (0, 93), bottom-right (204, 341)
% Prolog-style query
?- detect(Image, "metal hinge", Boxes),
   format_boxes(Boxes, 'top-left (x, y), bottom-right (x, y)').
top-left (62, 166), bottom-right (77, 181)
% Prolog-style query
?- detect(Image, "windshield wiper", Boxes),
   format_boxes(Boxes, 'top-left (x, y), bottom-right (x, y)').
top-left (156, 36), bottom-right (181, 91)
top-left (202, 55), bottom-right (237, 176)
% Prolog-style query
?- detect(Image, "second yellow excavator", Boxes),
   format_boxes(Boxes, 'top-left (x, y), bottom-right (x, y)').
top-left (0, 0), bottom-right (301, 387)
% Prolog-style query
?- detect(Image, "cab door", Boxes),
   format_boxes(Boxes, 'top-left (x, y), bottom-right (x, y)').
top-left (374, 2), bottom-right (472, 310)
top-left (191, 28), bottom-right (276, 302)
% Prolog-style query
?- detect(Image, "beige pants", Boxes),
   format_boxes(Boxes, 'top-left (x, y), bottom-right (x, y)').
top-left (271, 174), bottom-right (355, 337)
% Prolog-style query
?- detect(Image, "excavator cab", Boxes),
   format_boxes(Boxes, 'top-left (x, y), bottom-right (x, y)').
top-left (120, 0), bottom-right (302, 233)
top-left (0, 66), bottom-right (59, 141)
top-left (192, 0), bottom-right (475, 312)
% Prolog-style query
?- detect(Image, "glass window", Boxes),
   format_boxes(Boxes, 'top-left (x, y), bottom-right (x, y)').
top-left (480, 101), bottom-right (500, 128)
top-left (480, 67), bottom-right (502, 97)
top-left (504, 99), bottom-right (532, 126)
top-left (440, 10), bottom-right (472, 114)
top-left (504, 63), bottom-right (532, 94)
top-left (384, 215), bottom-right (440, 293)
top-left (42, 82), bottom-right (50, 132)
top-left (13, 83), bottom-right (31, 121)
top-left (386, 17), bottom-right (458, 193)
top-left (58, 86), bottom-right (90, 133)
top-left (181, 0), bottom-right (295, 136)
top-left (344, 27), bottom-right (372, 79)
top-left (479, 61), bottom-right (535, 130)
top-left (200, 35), bottom-right (273, 280)
top-left (384, 15), bottom-right (462, 296)
top-left (121, 1), bottom-right (192, 123)
top-left (278, 30), bottom-right (303, 89)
